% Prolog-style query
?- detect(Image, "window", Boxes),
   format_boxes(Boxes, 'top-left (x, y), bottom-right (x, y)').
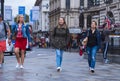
top-left (88, 0), bottom-right (100, 7)
top-left (66, 0), bottom-right (70, 10)
top-left (80, 0), bottom-right (84, 8)
top-left (104, 0), bottom-right (113, 4)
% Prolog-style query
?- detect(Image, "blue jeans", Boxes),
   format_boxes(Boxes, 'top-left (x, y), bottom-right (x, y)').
top-left (103, 42), bottom-right (109, 59)
top-left (56, 49), bottom-right (64, 67)
top-left (86, 46), bottom-right (98, 69)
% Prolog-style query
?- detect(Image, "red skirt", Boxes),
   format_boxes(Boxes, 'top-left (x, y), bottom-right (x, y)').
top-left (15, 38), bottom-right (27, 50)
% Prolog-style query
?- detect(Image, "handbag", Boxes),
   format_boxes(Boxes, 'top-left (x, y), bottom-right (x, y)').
top-left (79, 49), bottom-right (83, 56)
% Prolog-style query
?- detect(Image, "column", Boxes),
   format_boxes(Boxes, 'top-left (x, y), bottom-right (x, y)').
top-left (84, 14), bottom-right (87, 29)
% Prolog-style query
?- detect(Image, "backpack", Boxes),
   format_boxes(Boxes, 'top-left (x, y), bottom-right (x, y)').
top-left (3, 22), bottom-right (7, 37)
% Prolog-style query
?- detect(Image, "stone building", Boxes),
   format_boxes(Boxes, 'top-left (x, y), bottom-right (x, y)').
top-left (35, 0), bottom-right (50, 33)
top-left (80, 0), bottom-right (120, 61)
top-left (49, 0), bottom-right (80, 32)
top-left (80, 0), bottom-right (120, 29)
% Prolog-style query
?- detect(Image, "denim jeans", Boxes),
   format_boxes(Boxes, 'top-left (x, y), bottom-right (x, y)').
top-left (103, 42), bottom-right (109, 59)
top-left (56, 49), bottom-right (64, 67)
top-left (86, 46), bottom-right (98, 69)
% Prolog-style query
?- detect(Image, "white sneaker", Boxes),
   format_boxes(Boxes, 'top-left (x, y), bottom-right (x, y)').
top-left (16, 63), bottom-right (20, 68)
top-left (20, 65), bottom-right (24, 69)
top-left (57, 67), bottom-right (62, 72)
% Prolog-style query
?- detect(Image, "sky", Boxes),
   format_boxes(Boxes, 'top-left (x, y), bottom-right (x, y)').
top-left (4, 0), bottom-right (36, 17)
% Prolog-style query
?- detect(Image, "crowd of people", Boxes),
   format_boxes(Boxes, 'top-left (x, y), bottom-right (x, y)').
top-left (0, 14), bottom-right (112, 74)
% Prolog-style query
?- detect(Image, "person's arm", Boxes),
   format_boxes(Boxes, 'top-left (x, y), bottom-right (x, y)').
top-left (97, 30), bottom-right (101, 50)
top-left (26, 25), bottom-right (32, 42)
top-left (5, 23), bottom-right (11, 39)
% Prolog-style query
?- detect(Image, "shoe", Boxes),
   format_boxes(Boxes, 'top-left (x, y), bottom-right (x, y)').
top-left (89, 67), bottom-right (92, 71)
top-left (57, 67), bottom-right (62, 72)
top-left (104, 59), bottom-right (109, 64)
top-left (20, 65), bottom-right (24, 69)
top-left (16, 63), bottom-right (20, 68)
top-left (90, 68), bottom-right (95, 73)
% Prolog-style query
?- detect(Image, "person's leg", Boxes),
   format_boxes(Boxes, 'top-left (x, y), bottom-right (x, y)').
top-left (91, 46), bottom-right (98, 70)
top-left (103, 42), bottom-right (109, 63)
top-left (56, 49), bottom-right (61, 67)
top-left (0, 51), bottom-right (3, 64)
top-left (14, 48), bottom-right (20, 65)
top-left (20, 49), bottom-right (25, 68)
top-left (103, 42), bottom-right (109, 59)
top-left (60, 50), bottom-right (64, 66)
top-left (86, 47), bottom-right (92, 68)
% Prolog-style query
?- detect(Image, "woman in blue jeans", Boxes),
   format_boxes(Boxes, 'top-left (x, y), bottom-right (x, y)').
top-left (51, 17), bottom-right (69, 72)
top-left (86, 21), bottom-right (101, 73)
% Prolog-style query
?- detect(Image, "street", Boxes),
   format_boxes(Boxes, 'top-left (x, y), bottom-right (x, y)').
top-left (0, 47), bottom-right (120, 81)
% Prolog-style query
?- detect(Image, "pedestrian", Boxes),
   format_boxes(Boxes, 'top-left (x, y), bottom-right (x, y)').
top-left (11, 15), bottom-right (31, 69)
top-left (0, 14), bottom-right (11, 68)
top-left (101, 23), bottom-right (110, 63)
top-left (85, 21), bottom-right (101, 73)
top-left (51, 17), bottom-right (69, 72)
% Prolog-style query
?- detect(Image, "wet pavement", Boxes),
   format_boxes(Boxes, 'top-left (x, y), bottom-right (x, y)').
top-left (1, 48), bottom-right (120, 81)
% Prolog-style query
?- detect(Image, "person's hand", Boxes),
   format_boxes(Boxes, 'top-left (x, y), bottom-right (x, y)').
top-left (29, 42), bottom-right (32, 47)
top-left (98, 49), bottom-right (102, 52)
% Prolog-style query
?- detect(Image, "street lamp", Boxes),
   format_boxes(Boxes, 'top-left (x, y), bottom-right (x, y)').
top-left (1, 0), bottom-right (4, 19)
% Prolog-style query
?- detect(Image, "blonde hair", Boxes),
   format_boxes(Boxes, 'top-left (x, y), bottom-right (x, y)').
top-left (17, 14), bottom-right (25, 24)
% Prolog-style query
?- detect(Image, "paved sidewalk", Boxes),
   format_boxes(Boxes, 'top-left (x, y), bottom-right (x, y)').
top-left (0, 48), bottom-right (120, 81)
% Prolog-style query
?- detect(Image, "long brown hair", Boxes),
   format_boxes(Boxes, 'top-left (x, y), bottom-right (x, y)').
top-left (58, 17), bottom-right (67, 29)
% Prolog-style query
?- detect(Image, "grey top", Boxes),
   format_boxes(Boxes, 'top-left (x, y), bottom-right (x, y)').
top-left (103, 29), bottom-right (110, 43)
top-left (0, 21), bottom-right (9, 41)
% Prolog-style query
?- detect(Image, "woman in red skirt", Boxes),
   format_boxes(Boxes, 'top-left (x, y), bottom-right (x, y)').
top-left (12, 15), bottom-right (31, 69)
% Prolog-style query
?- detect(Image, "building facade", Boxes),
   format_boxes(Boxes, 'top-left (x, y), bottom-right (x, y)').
top-left (80, 0), bottom-right (120, 29)
top-left (80, 0), bottom-right (120, 54)
top-left (49, 0), bottom-right (80, 32)
top-left (35, 0), bottom-right (50, 33)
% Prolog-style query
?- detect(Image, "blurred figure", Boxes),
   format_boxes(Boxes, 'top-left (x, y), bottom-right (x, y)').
top-left (0, 14), bottom-right (11, 68)
top-left (51, 17), bottom-right (69, 72)
top-left (46, 37), bottom-right (50, 48)
top-left (102, 23), bottom-right (110, 63)
top-left (11, 15), bottom-right (31, 69)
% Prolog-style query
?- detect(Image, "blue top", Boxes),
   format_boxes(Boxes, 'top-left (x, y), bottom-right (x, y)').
top-left (11, 23), bottom-right (31, 42)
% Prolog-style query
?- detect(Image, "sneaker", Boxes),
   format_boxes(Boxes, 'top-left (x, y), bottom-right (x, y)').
top-left (16, 63), bottom-right (20, 68)
top-left (20, 65), bottom-right (24, 69)
top-left (90, 68), bottom-right (95, 73)
top-left (104, 59), bottom-right (109, 64)
top-left (57, 67), bottom-right (62, 72)
top-left (89, 67), bottom-right (92, 71)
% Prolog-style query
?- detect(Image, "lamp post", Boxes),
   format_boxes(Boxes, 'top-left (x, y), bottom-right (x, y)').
top-left (1, 0), bottom-right (4, 19)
